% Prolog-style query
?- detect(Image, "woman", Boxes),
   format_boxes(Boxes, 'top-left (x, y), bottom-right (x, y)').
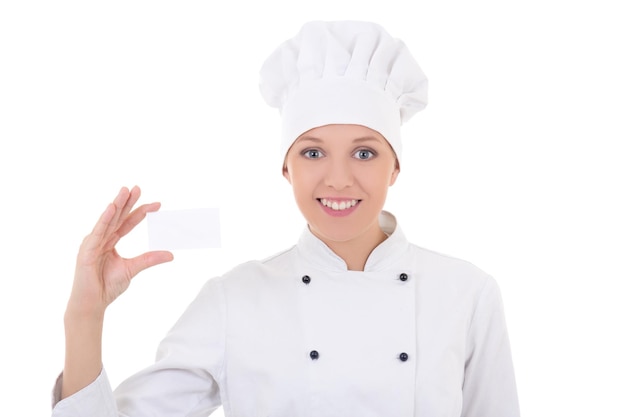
top-left (52, 20), bottom-right (520, 416)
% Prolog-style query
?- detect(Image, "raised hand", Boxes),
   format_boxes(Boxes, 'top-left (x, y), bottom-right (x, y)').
top-left (67, 186), bottom-right (173, 315)
top-left (61, 186), bottom-right (174, 399)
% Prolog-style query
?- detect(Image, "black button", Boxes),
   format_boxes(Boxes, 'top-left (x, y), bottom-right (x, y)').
top-left (399, 352), bottom-right (409, 362)
top-left (399, 273), bottom-right (408, 281)
top-left (310, 350), bottom-right (319, 360)
top-left (302, 275), bottom-right (311, 284)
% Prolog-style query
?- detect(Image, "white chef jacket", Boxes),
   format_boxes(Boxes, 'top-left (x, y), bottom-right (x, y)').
top-left (52, 211), bottom-right (520, 416)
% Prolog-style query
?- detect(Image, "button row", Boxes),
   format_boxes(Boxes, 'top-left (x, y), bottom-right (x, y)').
top-left (301, 273), bottom-right (410, 284)
top-left (308, 350), bottom-right (409, 362)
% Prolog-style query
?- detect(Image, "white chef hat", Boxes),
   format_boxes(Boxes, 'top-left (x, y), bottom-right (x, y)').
top-left (259, 20), bottom-right (428, 165)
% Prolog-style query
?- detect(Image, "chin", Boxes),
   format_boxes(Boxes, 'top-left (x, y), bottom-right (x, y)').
top-left (310, 223), bottom-right (364, 244)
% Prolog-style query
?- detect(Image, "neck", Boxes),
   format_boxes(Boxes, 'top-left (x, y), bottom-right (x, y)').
top-left (323, 227), bottom-right (389, 271)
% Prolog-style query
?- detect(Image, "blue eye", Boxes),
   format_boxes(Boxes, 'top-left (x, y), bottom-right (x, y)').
top-left (303, 149), bottom-right (324, 159)
top-left (354, 149), bottom-right (375, 160)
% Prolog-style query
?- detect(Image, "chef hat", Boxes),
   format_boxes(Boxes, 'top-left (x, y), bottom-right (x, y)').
top-left (259, 20), bottom-right (428, 164)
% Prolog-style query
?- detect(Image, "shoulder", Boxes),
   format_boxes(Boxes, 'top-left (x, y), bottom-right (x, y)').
top-left (213, 244), bottom-right (298, 287)
top-left (406, 244), bottom-right (505, 329)
top-left (409, 243), bottom-right (489, 276)
top-left (407, 243), bottom-right (497, 293)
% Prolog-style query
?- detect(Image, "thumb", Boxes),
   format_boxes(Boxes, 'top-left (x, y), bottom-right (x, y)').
top-left (127, 251), bottom-right (174, 278)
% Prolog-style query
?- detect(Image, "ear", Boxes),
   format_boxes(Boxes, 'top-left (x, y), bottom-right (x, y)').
top-left (282, 165), bottom-right (292, 184)
top-left (389, 161), bottom-right (400, 186)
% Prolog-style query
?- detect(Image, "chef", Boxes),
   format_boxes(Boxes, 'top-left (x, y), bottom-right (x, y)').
top-left (52, 20), bottom-right (520, 417)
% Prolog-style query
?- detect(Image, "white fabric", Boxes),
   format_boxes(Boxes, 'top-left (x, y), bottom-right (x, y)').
top-left (51, 212), bottom-right (519, 417)
top-left (259, 21), bottom-right (428, 163)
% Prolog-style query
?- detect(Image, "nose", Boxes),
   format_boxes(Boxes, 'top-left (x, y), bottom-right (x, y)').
top-left (324, 158), bottom-right (354, 190)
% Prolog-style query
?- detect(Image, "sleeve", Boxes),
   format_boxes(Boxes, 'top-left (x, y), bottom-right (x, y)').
top-left (461, 277), bottom-right (521, 417)
top-left (51, 369), bottom-right (118, 417)
top-left (51, 277), bottom-right (226, 417)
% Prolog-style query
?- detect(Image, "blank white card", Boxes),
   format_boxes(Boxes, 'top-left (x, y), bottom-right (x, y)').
top-left (147, 208), bottom-right (221, 250)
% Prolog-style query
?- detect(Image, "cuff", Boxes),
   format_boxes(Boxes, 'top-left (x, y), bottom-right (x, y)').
top-left (51, 368), bottom-right (117, 417)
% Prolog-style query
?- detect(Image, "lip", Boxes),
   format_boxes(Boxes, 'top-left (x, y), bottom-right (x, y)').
top-left (317, 198), bottom-right (361, 217)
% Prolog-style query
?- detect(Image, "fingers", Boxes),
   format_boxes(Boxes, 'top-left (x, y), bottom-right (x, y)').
top-left (83, 187), bottom-right (143, 254)
top-left (89, 203), bottom-right (116, 240)
top-left (116, 201), bottom-right (161, 240)
top-left (105, 186), bottom-right (133, 236)
top-left (84, 186), bottom-right (166, 260)
top-left (117, 185), bottom-right (142, 225)
top-left (101, 201), bottom-right (161, 251)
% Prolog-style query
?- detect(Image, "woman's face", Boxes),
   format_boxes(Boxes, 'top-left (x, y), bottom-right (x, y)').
top-left (283, 124), bottom-right (399, 247)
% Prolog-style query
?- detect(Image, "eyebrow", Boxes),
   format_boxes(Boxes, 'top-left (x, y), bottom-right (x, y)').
top-left (297, 135), bottom-right (383, 144)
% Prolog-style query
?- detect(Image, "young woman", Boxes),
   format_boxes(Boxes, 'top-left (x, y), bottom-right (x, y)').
top-left (52, 20), bottom-right (520, 416)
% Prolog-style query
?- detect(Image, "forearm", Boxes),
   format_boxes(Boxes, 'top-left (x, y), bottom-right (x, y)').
top-left (61, 306), bottom-right (105, 399)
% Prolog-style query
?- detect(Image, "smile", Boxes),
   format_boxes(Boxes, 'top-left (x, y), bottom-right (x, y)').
top-left (318, 198), bottom-right (361, 211)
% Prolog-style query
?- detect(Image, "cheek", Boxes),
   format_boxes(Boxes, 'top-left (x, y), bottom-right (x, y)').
top-left (373, 179), bottom-right (392, 197)
top-left (290, 162), bottom-right (324, 184)
top-left (288, 169), bottom-right (315, 195)
top-left (358, 163), bottom-right (396, 187)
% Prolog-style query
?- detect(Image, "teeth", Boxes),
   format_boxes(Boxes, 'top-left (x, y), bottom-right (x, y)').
top-left (320, 199), bottom-right (358, 211)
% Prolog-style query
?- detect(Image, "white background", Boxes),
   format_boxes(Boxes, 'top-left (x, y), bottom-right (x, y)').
top-left (1, 1), bottom-right (625, 415)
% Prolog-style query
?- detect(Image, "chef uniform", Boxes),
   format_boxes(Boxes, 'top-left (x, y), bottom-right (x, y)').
top-left (52, 211), bottom-right (519, 416)
top-left (52, 21), bottom-right (520, 416)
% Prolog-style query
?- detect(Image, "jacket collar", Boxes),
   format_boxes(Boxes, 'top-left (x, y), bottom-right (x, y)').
top-left (296, 211), bottom-right (410, 273)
